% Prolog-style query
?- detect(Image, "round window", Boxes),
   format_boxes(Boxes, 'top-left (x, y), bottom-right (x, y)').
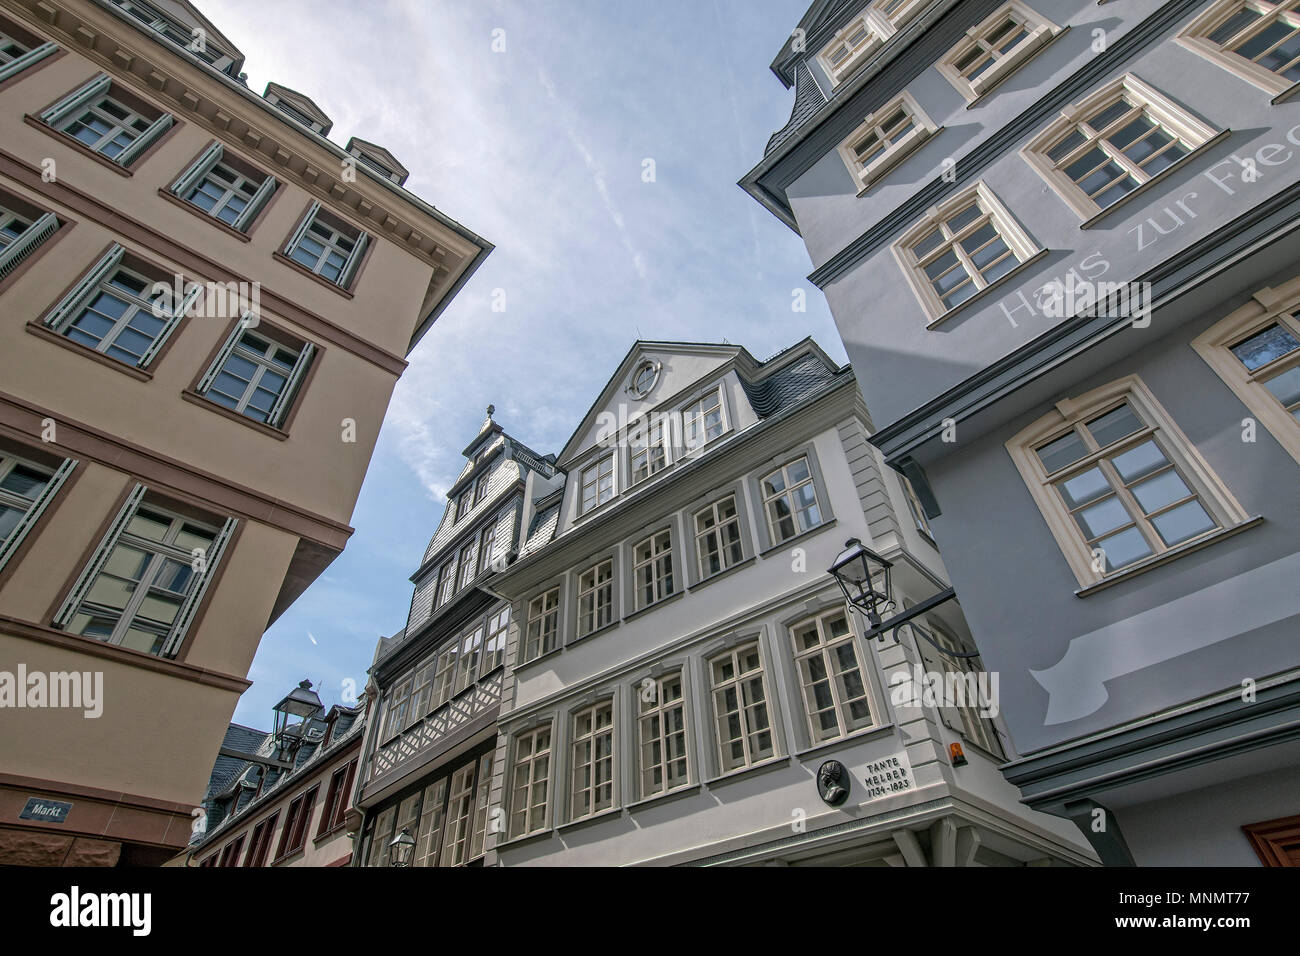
top-left (629, 361), bottom-right (660, 398)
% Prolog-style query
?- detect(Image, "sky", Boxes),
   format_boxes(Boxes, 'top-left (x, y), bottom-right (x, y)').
top-left (217, 0), bottom-right (845, 727)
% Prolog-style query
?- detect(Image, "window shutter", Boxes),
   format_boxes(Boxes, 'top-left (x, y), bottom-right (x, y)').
top-left (231, 174), bottom-right (277, 232)
top-left (138, 280), bottom-right (203, 368)
top-left (268, 342), bottom-right (314, 427)
top-left (284, 201), bottom-right (321, 253)
top-left (52, 482), bottom-right (145, 629)
top-left (40, 73), bottom-right (111, 127)
top-left (0, 41), bottom-right (58, 85)
top-left (337, 232), bottom-right (369, 289)
top-left (171, 141), bottom-right (224, 197)
top-left (0, 211), bottom-right (58, 282)
top-left (0, 457), bottom-right (77, 576)
top-left (196, 317), bottom-right (247, 393)
top-left (42, 244), bottom-right (125, 329)
top-left (114, 112), bottom-right (173, 167)
top-left (159, 516), bottom-right (236, 659)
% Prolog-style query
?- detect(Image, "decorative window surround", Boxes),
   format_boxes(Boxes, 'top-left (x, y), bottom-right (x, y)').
top-left (169, 141), bottom-right (278, 233)
top-left (281, 202), bottom-right (369, 291)
top-left (194, 318), bottom-right (315, 429)
top-left (1005, 375), bottom-right (1250, 589)
top-left (576, 558), bottom-right (615, 638)
top-left (1177, 0), bottom-right (1300, 102)
top-left (749, 443), bottom-right (836, 553)
top-left (937, 1), bottom-right (1064, 105)
top-left (1022, 74), bottom-right (1222, 223)
top-left (635, 669), bottom-right (691, 799)
top-left (631, 528), bottom-right (675, 611)
top-left (39, 74), bottom-right (174, 168)
top-left (892, 181), bottom-right (1042, 327)
top-left (569, 699), bottom-right (616, 821)
top-left (707, 640), bottom-right (777, 773)
top-left (522, 585), bottom-right (561, 664)
top-left (838, 91), bottom-right (940, 193)
top-left (816, 1), bottom-right (928, 87)
top-left (1193, 276), bottom-right (1300, 466)
top-left (679, 385), bottom-right (728, 456)
top-left (788, 608), bottom-right (876, 744)
top-left (579, 454), bottom-right (615, 515)
top-left (109, 0), bottom-right (235, 70)
top-left (693, 493), bottom-right (746, 580)
top-left (509, 723), bottom-right (553, 838)
top-left (910, 613), bottom-right (1004, 758)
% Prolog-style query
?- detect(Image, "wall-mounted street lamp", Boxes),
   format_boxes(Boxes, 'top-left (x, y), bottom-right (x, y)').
top-left (388, 828), bottom-right (416, 867)
top-left (827, 539), bottom-right (978, 660)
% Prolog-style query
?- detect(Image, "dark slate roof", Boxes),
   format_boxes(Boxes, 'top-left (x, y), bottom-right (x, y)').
top-left (765, 60), bottom-right (828, 156)
top-left (741, 350), bottom-right (843, 417)
top-left (521, 501), bottom-right (562, 557)
top-left (205, 723), bottom-right (270, 797)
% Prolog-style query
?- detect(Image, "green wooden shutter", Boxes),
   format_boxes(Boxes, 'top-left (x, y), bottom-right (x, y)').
top-left (115, 112), bottom-right (173, 167)
top-left (231, 174), bottom-right (277, 232)
top-left (284, 201), bottom-right (321, 253)
top-left (267, 342), bottom-right (314, 427)
top-left (196, 318), bottom-right (246, 393)
top-left (43, 244), bottom-right (124, 329)
top-left (52, 482), bottom-right (146, 629)
top-left (171, 141), bottom-right (224, 197)
top-left (0, 41), bottom-right (58, 85)
top-left (0, 457), bottom-right (77, 576)
top-left (138, 281), bottom-right (203, 368)
top-left (337, 232), bottom-right (369, 289)
top-left (159, 516), bottom-right (237, 658)
top-left (40, 73), bottom-right (111, 127)
top-left (0, 211), bottom-right (58, 282)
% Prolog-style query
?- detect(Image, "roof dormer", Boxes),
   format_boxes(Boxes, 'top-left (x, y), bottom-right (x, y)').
top-left (264, 82), bottom-right (332, 136)
top-left (346, 137), bottom-right (410, 186)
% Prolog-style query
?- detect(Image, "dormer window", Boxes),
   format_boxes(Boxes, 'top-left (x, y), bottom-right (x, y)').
top-left (109, 0), bottom-right (233, 70)
top-left (816, 1), bottom-right (928, 86)
top-left (346, 138), bottom-right (411, 186)
top-left (580, 455), bottom-right (615, 514)
top-left (680, 386), bottom-right (726, 453)
top-left (264, 84), bottom-right (331, 135)
top-left (455, 487), bottom-right (474, 522)
top-left (276, 99), bottom-right (315, 128)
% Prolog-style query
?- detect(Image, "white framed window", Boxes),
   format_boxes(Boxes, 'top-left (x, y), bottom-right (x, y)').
top-left (570, 700), bottom-right (615, 820)
top-left (197, 328), bottom-right (313, 427)
top-left (900, 473), bottom-right (934, 538)
top-left (629, 419), bottom-right (668, 485)
top-left (408, 656), bottom-right (435, 724)
top-left (413, 779), bottom-right (447, 868)
top-left (789, 609), bottom-right (875, 743)
top-left (0, 453), bottom-right (75, 577)
top-left (694, 494), bottom-right (745, 577)
top-left (580, 455), bottom-right (614, 513)
top-left (274, 98), bottom-right (318, 130)
top-left (838, 91), bottom-right (940, 192)
top-left (109, 0), bottom-right (233, 68)
top-left (53, 487), bottom-right (236, 658)
top-left (436, 558), bottom-right (457, 606)
top-left (576, 559), bottom-right (614, 637)
top-left (453, 624), bottom-right (484, 696)
top-left (457, 541), bottom-right (478, 590)
top-left (893, 181), bottom-right (1039, 324)
top-left (681, 386), bottom-right (726, 453)
top-left (283, 202), bottom-right (369, 289)
top-left (816, 2), bottom-right (926, 87)
top-left (911, 616), bottom-right (1004, 758)
top-left (478, 523), bottom-right (497, 574)
top-left (633, 530), bottom-right (674, 610)
top-left (1022, 75), bottom-right (1219, 221)
top-left (1177, 0), bottom-right (1300, 99)
top-left (937, 1), bottom-right (1063, 104)
top-left (636, 671), bottom-right (689, 798)
top-left (709, 642), bottom-right (775, 772)
top-left (40, 75), bottom-right (173, 167)
top-left (761, 456), bottom-right (824, 544)
top-left (455, 487), bottom-right (473, 522)
top-left (484, 605), bottom-right (509, 673)
top-left (169, 142), bottom-right (277, 233)
top-left (431, 638), bottom-right (458, 709)
top-left (383, 676), bottom-right (413, 740)
top-left (523, 586), bottom-right (559, 662)
top-left (468, 752), bottom-right (494, 859)
top-left (1192, 276), bottom-right (1300, 466)
top-left (1005, 376), bottom-right (1249, 588)
top-left (509, 724), bottom-right (552, 837)
top-left (440, 761), bottom-right (478, 867)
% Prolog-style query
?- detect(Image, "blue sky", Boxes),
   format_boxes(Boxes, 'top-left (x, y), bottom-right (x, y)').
top-left (218, 0), bottom-right (844, 727)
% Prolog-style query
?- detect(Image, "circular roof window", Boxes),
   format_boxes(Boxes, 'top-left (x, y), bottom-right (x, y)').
top-left (628, 360), bottom-right (661, 399)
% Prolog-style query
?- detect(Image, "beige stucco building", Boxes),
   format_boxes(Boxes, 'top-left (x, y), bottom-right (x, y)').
top-left (0, 0), bottom-right (489, 865)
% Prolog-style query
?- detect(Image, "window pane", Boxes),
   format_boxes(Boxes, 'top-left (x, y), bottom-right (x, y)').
top-left (1263, 365), bottom-right (1300, 411)
top-left (1094, 526), bottom-right (1153, 569)
top-left (1036, 430), bottom-right (1088, 473)
top-left (1150, 499), bottom-right (1216, 546)
top-left (1075, 495), bottom-right (1130, 539)
top-left (1231, 324), bottom-right (1300, 370)
top-left (1087, 404), bottom-right (1144, 448)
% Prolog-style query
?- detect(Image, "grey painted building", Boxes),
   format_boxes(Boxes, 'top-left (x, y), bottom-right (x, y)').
top-left (482, 339), bottom-right (1094, 866)
top-left (352, 412), bottom-right (562, 867)
top-left (744, 0), bottom-right (1300, 865)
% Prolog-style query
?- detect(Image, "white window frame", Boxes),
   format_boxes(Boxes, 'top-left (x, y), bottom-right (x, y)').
top-left (484, 604), bottom-right (509, 673)
top-left (0, 453), bottom-right (75, 576)
top-left (629, 417), bottom-right (668, 485)
top-left (576, 559), bottom-right (614, 637)
top-left (816, 1), bottom-right (926, 87)
top-left (1177, 0), bottom-right (1300, 100)
top-left (789, 609), bottom-right (876, 744)
top-left (440, 761), bottom-right (477, 866)
top-left (1192, 275), bottom-right (1300, 466)
top-left (199, 328), bottom-right (310, 426)
top-left (579, 454), bottom-right (615, 514)
top-left (632, 529), bottom-right (674, 610)
top-left (170, 142), bottom-right (278, 233)
top-left (760, 455), bottom-right (825, 544)
top-left (1005, 375), bottom-right (1249, 589)
top-left (283, 203), bottom-right (368, 289)
top-left (636, 670), bottom-right (690, 798)
top-left (893, 181), bottom-right (1040, 326)
top-left (1022, 74), bottom-right (1220, 222)
top-left (0, 28), bottom-right (57, 85)
top-left (680, 385), bottom-right (727, 454)
top-left (694, 494), bottom-right (745, 578)
top-left (523, 586), bottom-right (560, 662)
top-left (708, 642), bottom-right (776, 773)
top-left (937, 1), bottom-right (1063, 104)
top-left (837, 90), bottom-right (940, 193)
top-left (569, 700), bottom-right (616, 821)
top-left (43, 76), bottom-right (173, 167)
top-left (509, 724), bottom-right (552, 837)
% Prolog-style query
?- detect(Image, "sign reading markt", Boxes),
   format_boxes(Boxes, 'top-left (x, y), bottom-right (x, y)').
top-left (861, 752), bottom-right (915, 801)
top-left (19, 798), bottom-right (72, 824)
